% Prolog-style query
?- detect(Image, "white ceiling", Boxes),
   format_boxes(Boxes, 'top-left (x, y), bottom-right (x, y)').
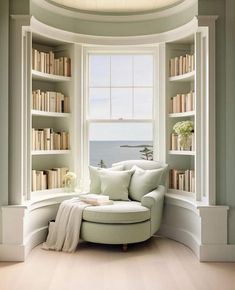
top-left (50, 0), bottom-right (184, 13)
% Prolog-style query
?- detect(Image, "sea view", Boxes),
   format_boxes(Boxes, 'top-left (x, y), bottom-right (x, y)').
top-left (90, 140), bottom-right (153, 168)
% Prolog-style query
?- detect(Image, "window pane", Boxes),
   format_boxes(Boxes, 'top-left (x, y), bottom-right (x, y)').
top-left (134, 88), bottom-right (153, 118)
top-left (90, 122), bottom-right (153, 167)
top-left (111, 88), bottom-right (132, 119)
top-left (111, 55), bottom-right (132, 86)
top-left (89, 55), bottom-right (110, 87)
top-left (134, 55), bottom-right (153, 86)
top-left (89, 88), bottom-right (110, 119)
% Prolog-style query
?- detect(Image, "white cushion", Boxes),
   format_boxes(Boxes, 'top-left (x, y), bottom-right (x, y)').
top-left (113, 160), bottom-right (168, 186)
top-left (99, 169), bottom-right (134, 201)
top-left (129, 165), bottom-right (164, 201)
top-left (89, 165), bottom-right (123, 194)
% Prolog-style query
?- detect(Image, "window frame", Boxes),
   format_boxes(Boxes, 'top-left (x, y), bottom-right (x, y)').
top-left (82, 46), bottom-right (160, 183)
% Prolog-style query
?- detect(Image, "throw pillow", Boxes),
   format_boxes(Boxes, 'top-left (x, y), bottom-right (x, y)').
top-left (129, 166), bottom-right (164, 201)
top-left (99, 169), bottom-right (134, 201)
top-left (89, 165), bottom-right (124, 194)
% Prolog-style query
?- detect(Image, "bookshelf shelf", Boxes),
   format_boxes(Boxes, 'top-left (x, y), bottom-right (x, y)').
top-left (31, 187), bottom-right (64, 194)
top-left (31, 150), bottom-right (71, 155)
top-left (168, 188), bottom-right (195, 197)
top-left (169, 150), bottom-right (195, 156)
top-left (169, 111), bottom-right (195, 118)
top-left (166, 43), bottom-right (198, 201)
top-left (32, 70), bottom-right (71, 82)
top-left (31, 110), bottom-right (70, 118)
top-left (30, 40), bottom-right (74, 197)
top-left (169, 70), bottom-right (195, 82)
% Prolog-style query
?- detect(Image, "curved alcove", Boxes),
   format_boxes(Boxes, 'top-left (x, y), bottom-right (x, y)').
top-left (31, 0), bottom-right (198, 36)
top-left (1, 1), bottom-right (232, 263)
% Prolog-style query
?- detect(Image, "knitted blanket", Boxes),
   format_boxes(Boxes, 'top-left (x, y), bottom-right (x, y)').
top-left (42, 198), bottom-right (90, 252)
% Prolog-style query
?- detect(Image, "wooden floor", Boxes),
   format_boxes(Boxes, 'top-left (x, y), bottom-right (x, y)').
top-left (0, 237), bottom-right (235, 290)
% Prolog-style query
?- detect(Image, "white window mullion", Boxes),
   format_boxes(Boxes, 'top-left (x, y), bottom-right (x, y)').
top-left (109, 55), bottom-right (112, 119)
top-left (132, 55), bottom-right (134, 118)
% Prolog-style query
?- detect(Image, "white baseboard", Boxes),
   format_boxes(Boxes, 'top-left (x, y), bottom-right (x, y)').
top-left (24, 226), bottom-right (48, 258)
top-left (0, 226), bottom-right (48, 262)
top-left (0, 244), bottom-right (25, 262)
top-left (200, 244), bottom-right (235, 262)
top-left (158, 224), bottom-right (201, 259)
top-left (159, 224), bottom-right (235, 262)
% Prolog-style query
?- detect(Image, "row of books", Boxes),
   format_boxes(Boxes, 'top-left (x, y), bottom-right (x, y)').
top-left (170, 169), bottom-right (195, 192)
top-left (32, 128), bottom-right (70, 151)
top-left (32, 167), bottom-right (68, 191)
top-left (169, 91), bottom-right (195, 114)
top-left (32, 89), bottom-right (70, 113)
top-left (169, 53), bottom-right (195, 77)
top-left (32, 49), bottom-right (71, 77)
top-left (171, 133), bottom-right (195, 151)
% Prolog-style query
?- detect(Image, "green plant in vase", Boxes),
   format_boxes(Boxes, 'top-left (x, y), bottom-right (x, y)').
top-left (173, 121), bottom-right (194, 150)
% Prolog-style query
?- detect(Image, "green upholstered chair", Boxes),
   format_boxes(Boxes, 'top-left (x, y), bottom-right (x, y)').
top-left (80, 160), bottom-right (168, 249)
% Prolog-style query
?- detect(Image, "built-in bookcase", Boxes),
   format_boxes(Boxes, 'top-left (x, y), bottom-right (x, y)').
top-left (30, 35), bottom-right (74, 198)
top-left (165, 40), bottom-right (197, 198)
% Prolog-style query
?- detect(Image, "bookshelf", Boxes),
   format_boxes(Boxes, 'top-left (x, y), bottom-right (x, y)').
top-left (166, 40), bottom-right (196, 198)
top-left (30, 35), bottom-right (74, 198)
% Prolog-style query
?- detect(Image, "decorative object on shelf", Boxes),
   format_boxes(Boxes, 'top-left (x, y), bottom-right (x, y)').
top-left (63, 171), bottom-right (77, 193)
top-left (173, 121), bottom-right (194, 150)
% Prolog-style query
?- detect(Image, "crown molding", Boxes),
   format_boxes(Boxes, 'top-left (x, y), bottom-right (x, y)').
top-left (32, 0), bottom-right (197, 23)
top-left (30, 15), bottom-right (198, 45)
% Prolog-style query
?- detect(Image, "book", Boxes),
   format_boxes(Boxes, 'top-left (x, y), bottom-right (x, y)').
top-left (79, 194), bottom-right (113, 205)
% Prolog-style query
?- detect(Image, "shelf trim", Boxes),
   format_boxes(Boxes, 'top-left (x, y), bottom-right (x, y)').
top-left (169, 150), bottom-right (195, 156)
top-left (169, 111), bottom-right (195, 118)
top-left (169, 70), bottom-right (195, 82)
top-left (31, 150), bottom-right (71, 155)
top-left (31, 110), bottom-right (70, 117)
top-left (32, 70), bottom-right (71, 82)
top-left (168, 188), bottom-right (195, 197)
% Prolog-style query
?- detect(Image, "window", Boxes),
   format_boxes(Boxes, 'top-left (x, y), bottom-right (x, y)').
top-left (86, 52), bottom-right (155, 168)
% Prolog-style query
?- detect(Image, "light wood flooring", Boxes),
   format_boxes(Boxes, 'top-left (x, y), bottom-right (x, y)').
top-left (0, 237), bottom-right (235, 290)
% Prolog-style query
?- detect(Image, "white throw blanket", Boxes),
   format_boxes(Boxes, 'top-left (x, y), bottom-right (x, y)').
top-left (42, 198), bottom-right (91, 252)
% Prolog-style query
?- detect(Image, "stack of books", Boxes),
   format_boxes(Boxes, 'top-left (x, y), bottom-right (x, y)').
top-left (32, 90), bottom-right (69, 113)
top-left (31, 167), bottom-right (68, 191)
top-left (32, 128), bottom-right (70, 151)
top-left (169, 53), bottom-right (195, 77)
top-left (170, 169), bottom-right (195, 192)
top-left (79, 194), bottom-right (113, 205)
top-left (32, 49), bottom-right (71, 77)
top-left (169, 91), bottom-right (195, 113)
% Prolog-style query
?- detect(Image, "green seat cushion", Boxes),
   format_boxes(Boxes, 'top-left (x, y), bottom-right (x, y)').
top-left (82, 201), bottom-right (150, 224)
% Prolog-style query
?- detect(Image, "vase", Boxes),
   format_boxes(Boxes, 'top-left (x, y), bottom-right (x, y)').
top-left (178, 135), bottom-right (191, 151)
top-left (64, 180), bottom-right (76, 193)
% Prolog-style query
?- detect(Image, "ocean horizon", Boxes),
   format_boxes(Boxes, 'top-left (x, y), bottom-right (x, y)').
top-left (90, 140), bottom-right (153, 167)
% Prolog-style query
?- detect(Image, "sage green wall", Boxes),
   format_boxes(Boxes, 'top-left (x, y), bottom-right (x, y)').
top-left (10, 0), bottom-right (30, 14)
top-left (31, 1), bottom-right (197, 36)
top-left (0, 0), bottom-right (9, 243)
top-left (0, 0), bottom-right (9, 206)
top-left (225, 0), bottom-right (235, 244)
top-left (199, 0), bottom-right (235, 244)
